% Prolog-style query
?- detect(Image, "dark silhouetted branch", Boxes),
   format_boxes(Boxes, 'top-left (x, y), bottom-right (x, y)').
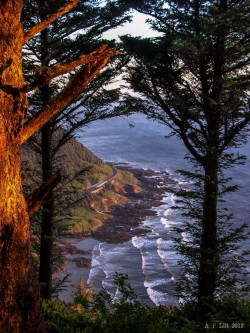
top-left (23, 0), bottom-right (81, 45)
top-left (23, 45), bottom-right (110, 92)
top-left (26, 170), bottom-right (62, 217)
top-left (21, 47), bottom-right (119, 143)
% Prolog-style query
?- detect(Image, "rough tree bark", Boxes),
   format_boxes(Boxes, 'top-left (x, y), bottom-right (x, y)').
top-left (0, 2), bottom-right (44, 331)
top-left (0, 1), bottom-right (118, 331)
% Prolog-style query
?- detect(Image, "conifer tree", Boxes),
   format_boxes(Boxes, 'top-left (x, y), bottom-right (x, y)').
top-left (0, 1), bottom-right (118, 330)
top-left (22, 0), bottom-right (130, 300)
top-left (120, 0), bottom-right (250, 315)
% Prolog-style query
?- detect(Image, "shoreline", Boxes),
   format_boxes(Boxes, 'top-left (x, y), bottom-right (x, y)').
top-left (61, 164), bottom-right (177, 243)
top-left (56, 164), bottom-right (177, 300)
top-left (56, 238), bottom-right (99, 302)
top-left (90, 164), bottom-right (177, 243)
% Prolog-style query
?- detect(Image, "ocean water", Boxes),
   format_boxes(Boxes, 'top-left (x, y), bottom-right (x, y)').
top-left (76, 114), bottom-right (250, 306)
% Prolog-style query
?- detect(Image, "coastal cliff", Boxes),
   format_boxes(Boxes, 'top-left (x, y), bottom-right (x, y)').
top-left (21, 132), bottom-right (141, 235)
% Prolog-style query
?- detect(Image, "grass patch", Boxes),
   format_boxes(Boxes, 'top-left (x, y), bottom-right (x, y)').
top-left (87, 164), bottom-right (113, 186)
top-left (68, 208), bottom-right (106, 233)
top-left (119, 170), bottom-right (138, 186)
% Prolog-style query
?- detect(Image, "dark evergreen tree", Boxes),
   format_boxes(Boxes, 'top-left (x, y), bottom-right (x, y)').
top-left (22, 0), bottom-right (131, 299)
top-left (120, 0), bottom-right (250, 316)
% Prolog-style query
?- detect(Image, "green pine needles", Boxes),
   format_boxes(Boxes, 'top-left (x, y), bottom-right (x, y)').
top-left (120, 0), bottom-right (250, 315)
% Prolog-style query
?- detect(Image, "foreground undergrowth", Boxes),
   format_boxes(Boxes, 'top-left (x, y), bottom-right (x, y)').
top-left (43, 274), bottom-right (249, 333)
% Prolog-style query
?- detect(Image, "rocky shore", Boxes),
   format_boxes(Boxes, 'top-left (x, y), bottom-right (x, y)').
top-left (56, 165), bottom-right (177, 274)
top-left (91, 165), bottom-right (177, 243)
top-left (54, 239), bottom-right (92, 274)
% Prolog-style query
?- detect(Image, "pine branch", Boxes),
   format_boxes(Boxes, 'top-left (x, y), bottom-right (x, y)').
top-left (23, 0), bottom-right (81, 45)
top-left (26, 170), bottom-right (62, 218)
top-left (21, 47), bottom-right (119, 144)
top-left (149, 72), bottom-right (205, 165)
top-left (220, 114), bottom-right (250, 152)
top-left (23, 45), bottom-right (110, 92)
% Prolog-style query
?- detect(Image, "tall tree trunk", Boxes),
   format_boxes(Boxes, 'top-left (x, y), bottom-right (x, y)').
top-left (198, 1), bottom-right (226, 314)
top-left (198, 143), bottom-right (219, 315)
top-left (0, 0), bottom-right (117, 328)
top-left (38, 3), bottom-right (55, 299)
top-left (39, 110), bottom-right (54, 300)
top-left (0, 1), bottom-right (44, 331)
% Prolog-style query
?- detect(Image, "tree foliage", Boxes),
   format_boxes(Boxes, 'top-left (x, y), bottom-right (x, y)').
top-left (0, 0), bottom-right (118, 330)
top-left (21, 0), bottom-right (132, 300)
top-left (120, 0), bottom-right (250, 315)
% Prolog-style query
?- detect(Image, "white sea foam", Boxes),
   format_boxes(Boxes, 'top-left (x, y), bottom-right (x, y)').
top-left (144, 280), bottom-right (170, 306)
top-left (87, 263), bottom-right (99, 284)
top-left (165, 169), bottom-right (171, 175)
top-left (181, 231), bottom-right (188, 242)
top-left (163, 208), bottom-right (171, 216)
top-left (170, 194), bottom-right (177, 205)
top-left (87, 244), bottom-right (101, 284)
top-left (157, 238), bottom-right (170, 271)
top-left (92, 243), bottom-right (118, 283)
top-left (102, 279), bottom-right (114, 290)
top-left (160, 216), bottom-right (172, 229)
top-left (132, 236), bottom-right (152, 275)
top-left (145, 277), bottom-right (171, 289)
top-left (132, 236), bottom-right (143, 250)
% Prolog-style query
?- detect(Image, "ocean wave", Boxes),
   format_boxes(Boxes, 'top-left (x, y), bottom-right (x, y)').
top-left (144, 280), bottom-right (170, 306)
top-left (157, 238), bottom-right (170, 271)
top-left (113, 160), bottom-right (138, 167)
top-left (132, 236), bottom-right (155, 275)
top-left (87, 244), bottom-right (102, 284)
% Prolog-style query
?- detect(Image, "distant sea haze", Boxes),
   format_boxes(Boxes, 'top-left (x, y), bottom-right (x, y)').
top-left (78, 114), bottom-right (250, 307)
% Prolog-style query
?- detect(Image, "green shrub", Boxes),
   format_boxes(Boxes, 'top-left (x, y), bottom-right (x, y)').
top-left (42, 300), bottom-right (94, 333)
top-left (43, 274), bottom-right (250, 333)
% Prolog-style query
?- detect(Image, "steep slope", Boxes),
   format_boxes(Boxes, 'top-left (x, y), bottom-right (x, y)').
top-left (21, 130), bottom-right (111, 189)
top-left (21, 131), bottom-right (140, 234)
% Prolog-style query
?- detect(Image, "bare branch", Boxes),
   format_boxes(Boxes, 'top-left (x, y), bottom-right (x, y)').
top-left (23, 45), bottom-right (110, 92)
top-left (21, 47), bottom-right (119, 143)
top-left (26, 170), bottom-right (62, 218)
top-left (23, 0), bottom-right (81, 45)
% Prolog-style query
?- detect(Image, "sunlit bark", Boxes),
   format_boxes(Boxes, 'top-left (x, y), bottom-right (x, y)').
top-left (0, 1), bottom-right (44, 331)
top-left (0, 0), bottom-right (118, 330)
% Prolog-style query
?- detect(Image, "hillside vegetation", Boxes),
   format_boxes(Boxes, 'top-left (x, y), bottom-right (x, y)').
top-left (21, 131), bottom-right (139, 234)
top-left (68, 168), bottom-right (140, 234)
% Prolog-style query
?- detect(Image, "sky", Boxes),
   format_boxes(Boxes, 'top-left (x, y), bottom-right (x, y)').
top-left (101, 11), bottom-right (162, 90)
top-left (102, 12), bottom-right (161, 40)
